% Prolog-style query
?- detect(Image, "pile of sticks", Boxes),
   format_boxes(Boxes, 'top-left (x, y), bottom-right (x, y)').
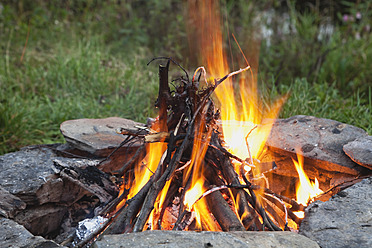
top-left (78, 58), bottom-right (306, 246)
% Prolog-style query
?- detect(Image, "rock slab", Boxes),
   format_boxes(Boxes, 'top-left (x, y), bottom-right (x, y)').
top-left (344, 136), bottom-right (372, 170)
top-left (300, 177), bottom-right (372, 248)
top-left (60, 117), bottom-right (145, 156)
top-left (93, 230), bottom-right (319, 248)
top-left (266, 115), bottom-right (368, 176)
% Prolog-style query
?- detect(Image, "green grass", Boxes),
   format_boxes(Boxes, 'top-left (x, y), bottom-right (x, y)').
top-left (262, 78), bottom-right (372, 133)
top-left (1, 1), bottom-right (371, 154)
top-left (0, 22), bottom-right (159, 154)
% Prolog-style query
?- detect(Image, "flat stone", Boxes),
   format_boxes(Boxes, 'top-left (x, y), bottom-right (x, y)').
top-left (60, 117), bottom-right (145, 157)
top-left (300, 177), bottom-right (372, 248)
top-left (344, 136), bottom-right (372, 170)
top-left (93, 230), bottom-right (319, 248)
top-left (0, 217), bottom-right (61, 247)
top-left (266, 115), bottom-right (369, 176)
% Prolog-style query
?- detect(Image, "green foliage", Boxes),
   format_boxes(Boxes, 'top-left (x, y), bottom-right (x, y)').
top-left (0, 0), bottom-right (371, 154)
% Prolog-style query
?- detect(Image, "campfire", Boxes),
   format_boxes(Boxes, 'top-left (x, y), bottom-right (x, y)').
top-left (98, 57), bottom-right (319, 234)
top-left (46, 1), bottom-right (370, 246)
top-left (72, 1), bottom-right (329, 243)
top-left (3, 1), bottom-right (372, 248)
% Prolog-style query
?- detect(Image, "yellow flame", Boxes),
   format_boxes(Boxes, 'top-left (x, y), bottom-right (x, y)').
top-left (184, 180), bottom-right (204, 212)
top-left (293, 154), bottom-right (323, 218)
top-left (186, 0), bottom-right (285, 225)
top-left (149, 177), bottom-right (172, 230)
top-left (189, 0), bottom-right (284, 175)
top-left (182, 105), bottom-right (218, 230)
top-left (128, 142), bottom-right (166, 199)
top-left (115, 127), bottom-right (167, 215)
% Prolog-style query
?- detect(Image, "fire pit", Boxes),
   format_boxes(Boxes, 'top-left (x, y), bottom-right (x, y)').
top-left (1, 113), bottom-right (371, 247)
top-left (1, 1), bottom-right (371, 247)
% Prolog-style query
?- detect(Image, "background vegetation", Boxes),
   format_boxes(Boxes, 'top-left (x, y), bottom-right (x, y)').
top-left (1, 0), bottom-right (371, 154)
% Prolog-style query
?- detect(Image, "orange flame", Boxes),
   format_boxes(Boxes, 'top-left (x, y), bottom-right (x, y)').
top-left (115, 119), bottom-right (167, 217)
top-left (188, 0), bottom-right (284, 178)
top-left (182, 108), bottom-right (219, 230)
top-left (186, 0), bottom-right (286, 226)
top-left (128, 142), bottom-right (167, 199)
top-left (292, 154), bottom-right (323, 218)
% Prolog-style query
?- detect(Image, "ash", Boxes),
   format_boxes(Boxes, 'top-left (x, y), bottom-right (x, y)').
top-left (74, 216), bottom-right (108, 244)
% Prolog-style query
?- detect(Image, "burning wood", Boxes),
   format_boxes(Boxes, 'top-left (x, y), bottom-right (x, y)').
top-left (71, 59), bottom-right (318, 246)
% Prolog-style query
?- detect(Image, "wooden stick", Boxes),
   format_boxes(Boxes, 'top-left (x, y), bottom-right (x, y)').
top-left (113, 144), bottom-right (146, 177)
top-left (157, 61), bottom-right (170, 132)
top-left (132, 121), bottom-right (193, 232)
top-left (104, 177), bottom-right (153, 234)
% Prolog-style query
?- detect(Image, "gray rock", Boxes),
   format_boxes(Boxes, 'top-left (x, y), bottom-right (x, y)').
top-left (0, 217), bottom-right (61, 248)
top-left (14, 204), bottom-right (67, 237)
top-left (0, 145), bottom-right (86, 206)
top-left (266, 115), bottom-right (368, 176)
top-left (344, 136), bottom-right (372, 170)
top-left (0, 186), bottom-right (26, 219)
top-left (300, 177), bottom-right (372, 248)
top-left (0, 145), bottom-right (62, 205)
top-left (93, 230), bottom-right (319, 248)
top-left (0, 145), bottom-right (111, 237)
top-left (60, 117), bottom-right (145, 157)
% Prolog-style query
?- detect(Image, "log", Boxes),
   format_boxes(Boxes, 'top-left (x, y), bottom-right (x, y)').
top-left (208, 133), bottom-right (258, 230)
top-left (205, 188), bottom-right (245, 231)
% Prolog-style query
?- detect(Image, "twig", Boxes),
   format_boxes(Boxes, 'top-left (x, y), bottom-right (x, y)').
top-left (20, 21), bottom-right (31, 63)
top-left (192, 66), bottom-right (208, 87)
top-left (175, 160), bottom-right (192, 172)
top-left (132, 114), bottom-right (194, 232)
top-left (147, 57), bottom-right (189, 82)
top-left (100, 135), bottom-right (139, 165)
top-left (209, 143), bottom-right (255, 168)
top-left (113, 145), bottom-right (146, 177)
top-left (250, 185), bottom-right (305, 212)
top-left (214, 65), bottom-right (251, 88)
top-left (245, 125), bottom-right (258, 166)
top-left (313, 176), bottom-right (368, 200)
